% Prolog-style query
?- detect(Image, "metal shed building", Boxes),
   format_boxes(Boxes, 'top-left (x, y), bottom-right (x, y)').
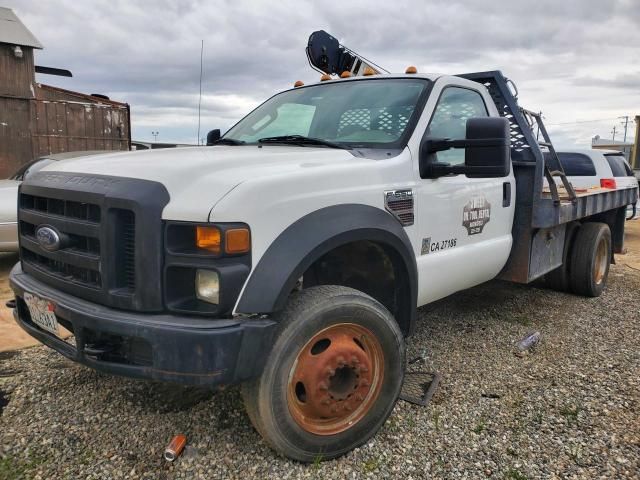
top-left (0, 7), bottom-right (131, 178)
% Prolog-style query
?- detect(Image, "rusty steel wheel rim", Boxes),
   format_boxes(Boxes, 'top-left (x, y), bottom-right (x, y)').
top-left (594, 239), bottom-right (608, 285)
top-left (287, 323), bottom-right (385, 436)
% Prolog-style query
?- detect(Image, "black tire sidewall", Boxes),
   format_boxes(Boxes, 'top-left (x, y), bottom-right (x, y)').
top-left (256, 290), bottom-right (405, 461)
top-left (546, 222), bottom-right (580, 292)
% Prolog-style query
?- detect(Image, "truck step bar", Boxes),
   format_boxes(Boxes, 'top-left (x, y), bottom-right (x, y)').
top-left (522, 108), bottom-right (577, 206)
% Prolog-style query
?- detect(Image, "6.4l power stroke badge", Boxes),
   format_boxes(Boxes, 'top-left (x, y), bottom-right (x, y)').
top-left (462, 196), bottom-right (491, 235)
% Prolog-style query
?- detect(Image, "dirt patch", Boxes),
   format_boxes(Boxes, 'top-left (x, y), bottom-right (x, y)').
top-left (0, 253), bottom-right (43, 352)
top-left (618, 218), bottom-right (640, 270)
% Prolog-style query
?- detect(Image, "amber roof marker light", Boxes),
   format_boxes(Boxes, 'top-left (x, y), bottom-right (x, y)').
top-left (340, 71), bottom-right (353, 78)
top-left (320, 74), bottom-right (332, 81)
top-left (405, 66), bottom-right (418, 74)
top-left (294, 80), bottom-right (304, 87)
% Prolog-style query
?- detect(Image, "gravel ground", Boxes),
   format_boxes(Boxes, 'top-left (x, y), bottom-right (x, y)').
top-left (1, 264), bottom-right (639, 479)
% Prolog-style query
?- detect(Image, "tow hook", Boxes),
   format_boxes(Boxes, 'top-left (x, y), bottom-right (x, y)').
top-left (83, 344), bottom-right (115, 357)
top-left (5, 299), bottom-right (16, 309)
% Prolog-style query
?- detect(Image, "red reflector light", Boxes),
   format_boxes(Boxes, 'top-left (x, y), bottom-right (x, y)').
top-left (600, 178), bottom-right (617, 189)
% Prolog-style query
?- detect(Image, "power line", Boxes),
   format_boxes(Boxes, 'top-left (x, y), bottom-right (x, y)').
top-left (546, 117), bottom-right (621, 126)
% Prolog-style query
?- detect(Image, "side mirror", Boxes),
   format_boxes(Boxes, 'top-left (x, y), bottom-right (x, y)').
top-left (419, 117), bottom-right (510, 179)
top-left (206, 129), bottom-right (221, 146)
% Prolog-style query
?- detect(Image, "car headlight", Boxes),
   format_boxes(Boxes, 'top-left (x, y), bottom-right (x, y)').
top-left (195, 269), bottom-right (220, 304)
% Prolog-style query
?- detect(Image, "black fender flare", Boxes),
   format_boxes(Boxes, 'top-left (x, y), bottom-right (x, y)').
top-left (236, 204), bottom-right (417, 334)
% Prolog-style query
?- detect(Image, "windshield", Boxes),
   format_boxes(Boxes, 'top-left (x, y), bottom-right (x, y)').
top-left (224, 78), bottom-right (430, 149)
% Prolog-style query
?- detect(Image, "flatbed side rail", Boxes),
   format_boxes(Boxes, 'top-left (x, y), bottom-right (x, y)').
top-left (521, 108), bottom-right (577, 205)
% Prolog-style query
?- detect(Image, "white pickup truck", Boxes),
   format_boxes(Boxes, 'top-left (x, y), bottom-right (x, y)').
top-left (9, 66), bottom-right (638, 461)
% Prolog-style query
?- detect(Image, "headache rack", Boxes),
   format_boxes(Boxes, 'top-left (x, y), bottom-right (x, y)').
top-left (458, 71), bottom-right (638, 283)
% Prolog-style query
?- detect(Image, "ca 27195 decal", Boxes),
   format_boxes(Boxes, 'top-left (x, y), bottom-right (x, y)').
top-left (463, 196), bottom-right (491, 235)
top-left (421, 237), bottom-right (457, 255)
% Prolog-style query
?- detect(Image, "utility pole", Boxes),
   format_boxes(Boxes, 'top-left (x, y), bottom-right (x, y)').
top-left (611, 125), bottom-right (617, 142)
top-left (152, 131), bottom-right (159, 142)
top-left (619, 116), bottom-right (629, 142)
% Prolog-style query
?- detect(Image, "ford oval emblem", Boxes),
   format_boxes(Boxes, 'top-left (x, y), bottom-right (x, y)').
top-left (36, 226), bottom-right (62, 252)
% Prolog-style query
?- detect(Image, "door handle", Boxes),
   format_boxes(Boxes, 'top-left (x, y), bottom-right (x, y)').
top-left (503, 182), bottom-right (511, 207)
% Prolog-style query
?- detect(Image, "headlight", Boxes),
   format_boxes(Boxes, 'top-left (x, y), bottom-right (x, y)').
top-left (195, 269), bottom-right (219, 304)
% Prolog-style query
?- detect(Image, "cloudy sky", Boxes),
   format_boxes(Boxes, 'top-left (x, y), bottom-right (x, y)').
top-left (8, 0), bottom-right (640, 146)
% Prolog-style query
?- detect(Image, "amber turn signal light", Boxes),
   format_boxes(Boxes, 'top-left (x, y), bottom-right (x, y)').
top-left (225, 228), bottom-right (251, 254)
top-left (196, 226), bottom-right (221, 253)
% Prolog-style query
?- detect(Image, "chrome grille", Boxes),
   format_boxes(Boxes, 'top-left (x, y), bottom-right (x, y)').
top-left (20, 193), bottom-right (103, 289)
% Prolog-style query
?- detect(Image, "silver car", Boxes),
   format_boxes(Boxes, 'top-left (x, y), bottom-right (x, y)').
top-left (0, 151), bottom-right (110, 252)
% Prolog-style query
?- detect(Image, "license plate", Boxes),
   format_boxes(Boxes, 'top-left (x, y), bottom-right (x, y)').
top-left (24, 292), bottom-right (59, 336)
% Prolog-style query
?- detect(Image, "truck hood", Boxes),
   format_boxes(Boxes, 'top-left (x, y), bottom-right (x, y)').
top-left (0, 179), bottom-right (20, 223)
top-left (40, 146), bottom-right (358, 221)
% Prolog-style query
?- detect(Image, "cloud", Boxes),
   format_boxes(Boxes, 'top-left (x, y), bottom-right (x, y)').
top-left (6, 0), bottom-right (639, 145)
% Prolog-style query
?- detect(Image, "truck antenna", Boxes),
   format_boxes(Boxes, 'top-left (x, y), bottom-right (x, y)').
top-left (197, 39), bottom-right (204, 145)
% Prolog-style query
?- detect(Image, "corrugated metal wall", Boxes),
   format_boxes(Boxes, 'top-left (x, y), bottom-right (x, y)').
top-left (30, 94), bottom-right (129, 158)
top-left (0, 96), bottom-right (33, 177)
top-left (0, 44), bottom-right (35, 98)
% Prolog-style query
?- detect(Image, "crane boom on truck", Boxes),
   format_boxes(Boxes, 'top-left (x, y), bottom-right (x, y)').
top-left (8, 29), bottom-right (639, 463)
top-left (306, 30), bottom-right (386, 76)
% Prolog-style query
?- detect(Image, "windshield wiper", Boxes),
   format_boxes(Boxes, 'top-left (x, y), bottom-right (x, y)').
top-left (213, 138), bottom-right (245, 145)
top-left (258, 135), bottom-right (351, 150)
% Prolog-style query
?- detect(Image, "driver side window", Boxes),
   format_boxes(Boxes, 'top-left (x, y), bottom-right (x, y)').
top-left (427, 87), bottom-right (488, 166)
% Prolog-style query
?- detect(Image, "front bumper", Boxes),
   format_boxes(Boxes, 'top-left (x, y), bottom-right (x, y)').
top-left (10, 264), bottom-right (275, 386)
top-left (0, 221), bottom-right (18, 252)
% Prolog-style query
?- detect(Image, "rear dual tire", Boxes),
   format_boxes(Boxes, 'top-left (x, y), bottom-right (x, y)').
top-left (546, 222), bottom-right (611, 297)
top-left (569, 223), bottom-right (611, 297)
top-left (241, 285), bottom-right (405, 462)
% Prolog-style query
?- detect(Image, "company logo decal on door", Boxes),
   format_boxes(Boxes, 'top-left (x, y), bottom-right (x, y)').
top-left (463, 196), bottom-right (491, 235)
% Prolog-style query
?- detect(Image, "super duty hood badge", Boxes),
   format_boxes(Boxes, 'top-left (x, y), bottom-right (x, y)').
top-left (384, 189), bottom-right (414, 226)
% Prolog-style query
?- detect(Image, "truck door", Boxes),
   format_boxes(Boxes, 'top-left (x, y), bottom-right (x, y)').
top-left (413, 81), bottom-right (515, 305)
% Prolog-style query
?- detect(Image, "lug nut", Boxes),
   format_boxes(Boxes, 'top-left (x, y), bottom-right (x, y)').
top-left (351, 355), bottom-right (359, 365)
top-left (318, 381), bottom-right (328, 391)
top-left (336, 356), bottom-right (346, 367)
top-left (325, 367), bottom-right (336, 376)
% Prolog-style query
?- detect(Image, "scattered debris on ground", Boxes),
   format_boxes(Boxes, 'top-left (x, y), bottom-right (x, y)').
top-left (1, 262), bottom-right (638, 479)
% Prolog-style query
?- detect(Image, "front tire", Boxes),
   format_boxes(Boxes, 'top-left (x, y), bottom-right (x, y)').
top-left (241, 285), bottom-right (405, 462)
